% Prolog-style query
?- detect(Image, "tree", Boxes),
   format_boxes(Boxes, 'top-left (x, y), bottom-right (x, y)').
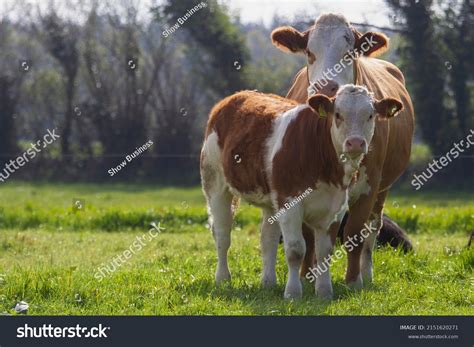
top-left (40, 10), bottom-right (79, 158)
top-left (156, 0), bottom-right (250, 96)
top-left (0, 18), bottom-right (22, 167)
top-left (441, 0), bottom-right (474, 133)
top-left (386, 0), bottom-right (449, 154)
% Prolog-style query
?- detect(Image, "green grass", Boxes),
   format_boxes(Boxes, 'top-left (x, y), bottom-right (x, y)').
top-left (0, 182), bottom-right (473, 315)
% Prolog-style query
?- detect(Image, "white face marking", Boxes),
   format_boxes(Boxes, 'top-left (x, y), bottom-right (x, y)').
top-left (306, 14), bottom-right (355, 94)
top-left (330, 85), bottom-right (377, 157)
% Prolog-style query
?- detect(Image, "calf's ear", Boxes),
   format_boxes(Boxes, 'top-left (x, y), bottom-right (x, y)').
top-left (355, 31), bottom-right (389, 57)
top-left (308, 94), bottom-right (334, 118)
top-left (374, 97), bottom-right (403, 119)
top-left (271, 26), bottom-right (309, 54)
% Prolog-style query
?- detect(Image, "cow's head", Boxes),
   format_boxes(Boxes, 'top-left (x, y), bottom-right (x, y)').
top-left (271, 13), bottom-right (389, 97)
top-left (308, 84), bottom-right (402, 159)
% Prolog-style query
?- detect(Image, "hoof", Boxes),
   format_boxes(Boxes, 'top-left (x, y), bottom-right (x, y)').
top-left (215, 268), bottom-right (231, 284)
top-left (361, 270), bottom-right (373, 285)
top-left (316, 285), bottom-right (333, 301)
top-left (347, 274), bottom-right (363, 290)
top-left (284, 281), bottom-right (303, 299)
top-left (261, 274), bottom-right (277, 288)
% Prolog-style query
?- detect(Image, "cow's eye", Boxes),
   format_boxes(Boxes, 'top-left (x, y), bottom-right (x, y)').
top-left (343, 35), bottom-right (351, 44)
top-left (368, 114), bottom-right (373, 120)
top-left (306, 50), bottom-right (316, 64)
top-left (335, 112), bottom-right (342, 120)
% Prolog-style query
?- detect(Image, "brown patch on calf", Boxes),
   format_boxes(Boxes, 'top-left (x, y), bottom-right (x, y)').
top-left (272, 107), bottom-right (344, 207)
top-left (205, 91), bottom-right (298, 194)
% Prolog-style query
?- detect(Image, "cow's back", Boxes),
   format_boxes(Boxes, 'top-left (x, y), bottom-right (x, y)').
top-left (355, 58), bottom-right (414, 189)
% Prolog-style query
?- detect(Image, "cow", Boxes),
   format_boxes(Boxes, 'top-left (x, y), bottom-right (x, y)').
top-left (271, 13), bottom-right (415, 288)
top-left (200, 84), bottom-right (403, 299)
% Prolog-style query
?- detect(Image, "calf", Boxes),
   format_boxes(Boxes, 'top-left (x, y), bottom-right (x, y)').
top-left (200, 85), bottom-right (402, 299)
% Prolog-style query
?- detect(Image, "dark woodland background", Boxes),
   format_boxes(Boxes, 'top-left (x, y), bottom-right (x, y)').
top-left (0, 0), bottom-right (472, 188)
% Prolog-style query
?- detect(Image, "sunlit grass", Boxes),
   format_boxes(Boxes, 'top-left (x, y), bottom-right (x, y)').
top-left (0, 182), bottom-right (472, 315)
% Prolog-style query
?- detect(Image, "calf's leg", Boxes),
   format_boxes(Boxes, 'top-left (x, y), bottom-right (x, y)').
top-left (313, 228), bottom-right (335, 300)
top-left (260, 209), bottom-right (281, 287)
top-left (279, 209), bottom-right (305, 299)
top-left (208, 189), bottom-right (234, 284)
top-left (202, 159), bottom-right (235, 285)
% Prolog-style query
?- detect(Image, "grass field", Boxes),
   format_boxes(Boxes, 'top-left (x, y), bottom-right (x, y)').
top-left (0, 183), bottom-right (473, 315)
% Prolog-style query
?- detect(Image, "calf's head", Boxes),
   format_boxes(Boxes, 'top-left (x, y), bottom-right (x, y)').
top-left (271, 13), bottom-right (389, 96)
top-left (308, 84), bottom-right (402, 159)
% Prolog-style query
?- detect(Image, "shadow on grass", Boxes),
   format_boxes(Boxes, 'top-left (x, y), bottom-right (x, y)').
top-left (184, 276), bottom-right (384, 315)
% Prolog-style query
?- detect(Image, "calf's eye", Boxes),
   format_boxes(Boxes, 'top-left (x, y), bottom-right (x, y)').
top-left (335, 113), bottom-right (342, 120)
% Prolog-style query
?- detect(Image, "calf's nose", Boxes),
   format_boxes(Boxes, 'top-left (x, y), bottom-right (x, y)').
top-left (344, 136), bottom-right (366, 154)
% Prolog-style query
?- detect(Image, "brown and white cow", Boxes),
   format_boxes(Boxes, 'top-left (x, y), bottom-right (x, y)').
top-left (271, 13), bottom-right (415, 288)
top-left (200, 85), bottom-right (403, 299)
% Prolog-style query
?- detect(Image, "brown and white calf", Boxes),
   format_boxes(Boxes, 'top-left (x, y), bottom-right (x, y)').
top-left (200, 85), bottom-right (402, 299)
top-left (271, 13), bottom-right (415, 287)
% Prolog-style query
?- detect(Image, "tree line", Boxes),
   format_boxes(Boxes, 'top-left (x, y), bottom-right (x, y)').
top-left (0, 0), bottom-right (471, 187)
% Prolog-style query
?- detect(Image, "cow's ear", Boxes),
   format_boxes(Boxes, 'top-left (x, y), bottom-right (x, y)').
top-left (271, 26), bottom-right (309, 54)
top-left (374, 97), bottom-right (403, 119)
top-left (308, 94), bottom-right (334, 118)
top-left (355, 31), bottom-right (389, 57)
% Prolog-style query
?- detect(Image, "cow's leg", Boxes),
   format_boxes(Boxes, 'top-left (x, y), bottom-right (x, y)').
top-left (260, 209), bottom-right (281, 287)
top-left (360, 190), bottom-right (387, 284)
top-left (344, 190), bottom-right (378, 289)
top-left (279, 208), bottom-right (305, 299)
top-left (300, 223), bottom-right (315, 277)
top-left (313, 227), bottom-right (336, 300)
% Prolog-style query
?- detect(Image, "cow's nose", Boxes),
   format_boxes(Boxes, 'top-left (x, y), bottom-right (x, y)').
top-left (315, 80), bottom-right (339, 97)
top-left (344, 136), bottom-right (367, 154)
